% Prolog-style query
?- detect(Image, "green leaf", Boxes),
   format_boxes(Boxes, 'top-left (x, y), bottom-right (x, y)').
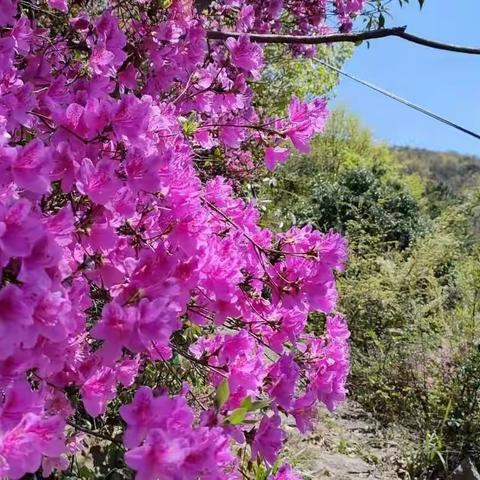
top-left (254, 464), bottom-right (270, 480)
top-left (227, 407), bottom-right (248, 425)
top-left (215, 379), bottom-right (230, 409)
top-left (240, 396), bottom-right (253, 410)
top-left (160, 0), bottom-right (173, 8)
top-left (378, 13), bottom-right (385, 28)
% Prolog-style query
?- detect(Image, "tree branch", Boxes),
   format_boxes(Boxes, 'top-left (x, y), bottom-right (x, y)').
top-left (206, 27), bottom-right (480, 55)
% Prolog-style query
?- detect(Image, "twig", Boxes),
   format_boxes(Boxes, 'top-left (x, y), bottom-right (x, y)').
top-left (66, 420), bottom-right (123, 447)
top-left (170, 344), bottom-right (229, 378)
top-left (151, 341), bottom-right (208, 411)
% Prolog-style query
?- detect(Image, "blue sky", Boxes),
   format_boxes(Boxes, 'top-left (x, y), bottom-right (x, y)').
top-left (334, 0), bottom-right (480, 155)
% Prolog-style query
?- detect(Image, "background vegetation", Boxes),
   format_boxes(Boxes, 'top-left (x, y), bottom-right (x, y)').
top-left (259, 109), bottom-right (480, 479)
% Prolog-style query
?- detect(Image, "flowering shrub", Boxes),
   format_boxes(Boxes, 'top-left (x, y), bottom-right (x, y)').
top-left (0, 0), bottom-right (362, 478)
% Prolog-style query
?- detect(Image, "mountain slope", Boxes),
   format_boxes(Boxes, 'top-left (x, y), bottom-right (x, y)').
top-left (392, 146), bottom-right (480, 195)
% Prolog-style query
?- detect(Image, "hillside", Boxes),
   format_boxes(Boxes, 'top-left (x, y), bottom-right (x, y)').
top-left (392, 146), bottom-right (480, 195)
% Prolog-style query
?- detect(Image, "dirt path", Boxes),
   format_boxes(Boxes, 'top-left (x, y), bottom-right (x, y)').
top-left (285, 401), bottom-right (412, 479)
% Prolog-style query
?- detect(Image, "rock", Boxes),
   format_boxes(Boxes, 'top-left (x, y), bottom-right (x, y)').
top-left (452, 458), bottom-right (480, 480)
top-left (313, 453), bottom-right (373, 479)
top-left (286, 401), bottom-right (410, 479)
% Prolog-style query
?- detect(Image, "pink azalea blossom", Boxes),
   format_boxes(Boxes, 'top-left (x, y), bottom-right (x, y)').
top-left (252, 414), bottom-right (285, 465)
top-left (285, 96), bottom-right (329, 153)
top-left (48, 0), bottom-right (68, 12)
top-left (112, 95), bottom-right (149, 141)
top-left (80, 367), bottom-right (117, 417)
top-left (13, 140), bottom-right (52, 194)
top-left (265, 146), bottom-right (289, 171)
top-left (266, 355), bottom-right (299, 410)
top-left (0, 0), bottom-right (17, 26)
top-left (270, 464), bottom-right (303, 480)
top-left (226, 35), bottom-right (264, 74)
top-left (0, 413), bottom-right (65, 479)
top-left (0, 380), bottom-right (42, 431)
top-left (76, 158), bottom-right (122, 205)
top-left (91, 302), bottom-right (135, 363)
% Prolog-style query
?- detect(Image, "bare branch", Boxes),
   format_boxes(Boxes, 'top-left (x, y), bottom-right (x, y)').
top-left (206, 27), bottom-right (480, 55)
top-left (399, 30), bottom-right (480, 54)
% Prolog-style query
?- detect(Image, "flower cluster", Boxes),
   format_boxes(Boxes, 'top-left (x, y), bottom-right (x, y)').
top-left (335, 0), bottom-right (366, 31)
top-left (0, 0), bottom-right (360, 478)
top-left (121, 387), bottom-right (234, 479)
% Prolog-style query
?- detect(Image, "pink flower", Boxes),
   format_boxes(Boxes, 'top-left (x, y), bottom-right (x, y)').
top-left (0, 82), bottom-right (36, 130)
top-left (90, 45), bottom-right (115, 75)
top-left (119, 64), bottom-right (139, 90)
top-left (0, 199), bottom-right (42, 258)
top-left (267, 307), bottom-right (307, 353)
top-left (194, 129), bottom-right (216, 149)
top-left (0, 0), bottom-right (17, 26)
top-left (335, 0), bottom-right (364, 31)
top-left (265, 146), bottom-right (289, 171)
top-left (120, 387), bottom-right (163, 448)
top-left (237, 5), bottom-right (255, 31)
top-left (91, 303), bottom-right (135, 363)
top-left (87, 222), bottom-right (117, 251)
top-left (48, 0), bottom-right (68, 12)
top-left (326, 314), bottom-right (350, 341)
top-left (23, 234), bottom-right (62, 271)
top-left (0, 380), bottom-right (42, 431)
top-left (89, 11), bottom-right (126, 76)
top-left (0, 285), bottom-right (34, 343)
top-left (50, 142), bottom-right (78, 192)
top-left (116, 356), bottom-right (140, 387)
top-left (290, 392), bottom-right (317, 433)
top-left (191, 330), bottom-right (267, 408)
top-left (0, 38), bottom-right (15, 78)
top-left (266, 355), bottom-right (299, 410)
top-left (13, 140), bottom-right (52, 193)
top-left (226, 35), bottom-right (263, 74)
top-left (44, 205), bottom-right (75, 247)
top-left (270, 464), bottom-right (303, 480)
top-left (21, 414), bottom-right (65, 458)
top-left (76, 158), bottom-right (122, 205)
top-left (122, 390), bottom-right (233, 479)
top-left (80, 367), bottom-right (117, 417)
top-left (0, 116), bottom-right (10, 147)
top-left (0, 419), bottom-right (40, 479)
top-left (32, 291), bottom-right (73, 342)
top-left (306, 320), bottom-right (350, 412)
top-left (125, 149), bottom-right (160, 193)
top-left (131, 298), bottom-right (182, 357)
top-left (252, 414), bottom-right (285, 465)
top-left (219, 124), bottom-right (246, 148)
top-left (125, 428), bottom-right (190, 479)
top-left (112, 95), bottom-right (149, 141)
top-left (285, 97), bottom-right (329, 153)
top-left (0, 414), bottom-right (65, 479)
top-left (82, 97), bottom-right (113, 136)
top-left (0, 146), bottom-right (15, 187)
top-left (11, 16), bottom-right (33, 55)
